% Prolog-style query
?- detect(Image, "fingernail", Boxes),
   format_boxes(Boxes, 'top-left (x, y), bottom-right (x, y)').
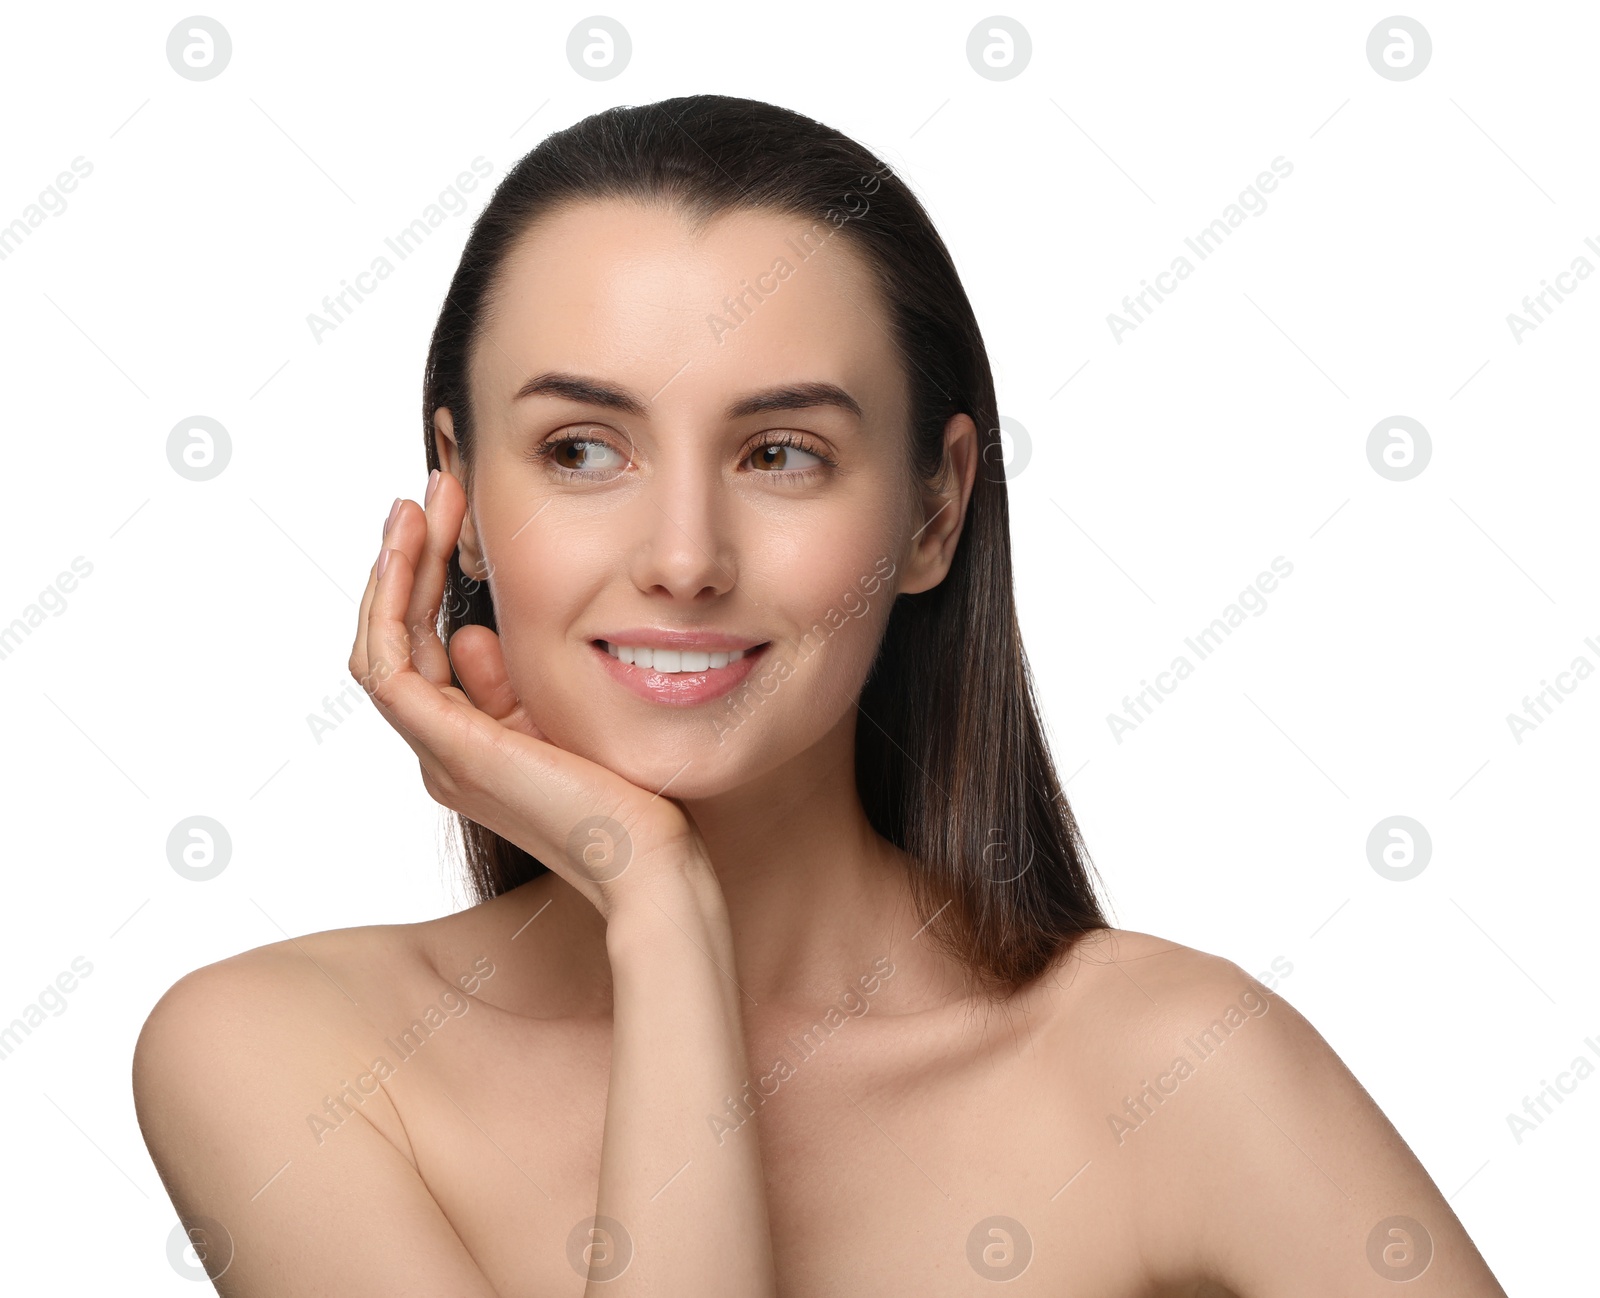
top-left (384, 497), bottom-right (400, 536)
top-left (377, 548), bottom-right (391, 579)
top-left (425, 469), bottom-right (441, 505)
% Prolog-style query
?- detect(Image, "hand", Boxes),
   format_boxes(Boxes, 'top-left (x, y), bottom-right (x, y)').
top-left (349, 468), bottom-right (706, 919)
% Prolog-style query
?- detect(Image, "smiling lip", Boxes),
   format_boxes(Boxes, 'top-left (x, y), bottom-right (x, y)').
top-left (590, 638), bottom-right (771, 707)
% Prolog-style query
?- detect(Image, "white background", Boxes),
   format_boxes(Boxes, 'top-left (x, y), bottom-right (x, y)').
top-left (1, 2), bottom-right (1592, 1291)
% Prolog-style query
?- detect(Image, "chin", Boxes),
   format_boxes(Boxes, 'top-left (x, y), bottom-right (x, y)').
top-left (534, 711), bottom-right (755, 802)
top-left (618, 739), bottom-right (756, 801)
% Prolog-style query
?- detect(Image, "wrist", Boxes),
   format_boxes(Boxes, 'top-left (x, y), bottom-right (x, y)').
top-left (602, 853), bottom-right (729, 959)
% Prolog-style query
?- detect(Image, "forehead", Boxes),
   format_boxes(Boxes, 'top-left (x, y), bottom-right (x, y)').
top-left (471, 198), bottom-right (904, 417)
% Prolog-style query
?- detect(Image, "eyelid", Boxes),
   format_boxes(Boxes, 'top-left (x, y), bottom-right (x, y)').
top-left (745, 428), bottom-right (838, 469)
top-left (522, 426), bottom-right (621, 477)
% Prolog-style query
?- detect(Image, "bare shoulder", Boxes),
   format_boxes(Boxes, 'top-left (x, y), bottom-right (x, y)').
top-left (130, 914), bottom-right (452, 1195)
top-left (1031, 926), bottom-right (1507, 1297)
top-left (131, 911), bottom-right (505, 1294)
top-left (129, 877), bottom-right (550, 1148)
top-left (1027, 927), bottom-right (1268, 1058)
top-left (133, 870), bottom-right (579, 1075)
top-left (1038, 924), bottom-right (1252, 1003)
top-left (133, 917), bottom-right (441, 1101)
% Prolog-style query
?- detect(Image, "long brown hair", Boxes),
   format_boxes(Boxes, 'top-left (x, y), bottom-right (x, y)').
top-left (422, 94), bottom-right (1110, 999)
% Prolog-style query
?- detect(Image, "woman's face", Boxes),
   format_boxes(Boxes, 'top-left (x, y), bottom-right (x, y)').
top-left (436, 198), bottom-right (968, 798)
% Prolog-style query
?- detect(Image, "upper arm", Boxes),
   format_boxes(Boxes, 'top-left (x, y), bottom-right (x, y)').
top-left (1113, 950), bottom-right (1508, 1297)
top-left (132, 952), bottom-right (501, 1297)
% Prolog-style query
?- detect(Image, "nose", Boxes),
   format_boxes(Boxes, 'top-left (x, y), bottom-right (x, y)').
top-left (626, 454), bottom-right (740, 602)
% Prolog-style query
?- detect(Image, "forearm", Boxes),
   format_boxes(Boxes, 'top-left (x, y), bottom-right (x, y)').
top-left (587, 860), bottom-right (778, 1296)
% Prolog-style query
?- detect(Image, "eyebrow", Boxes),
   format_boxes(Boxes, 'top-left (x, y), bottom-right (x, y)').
top-left (512, 371), bottom-right (863, 422)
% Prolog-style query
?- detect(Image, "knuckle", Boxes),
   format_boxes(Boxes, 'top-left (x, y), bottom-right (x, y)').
top-left (424, 770), bottom-right (466, 815)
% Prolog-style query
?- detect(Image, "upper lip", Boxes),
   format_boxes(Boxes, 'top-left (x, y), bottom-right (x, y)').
top-left (593, 628), bottom-right (771, 652)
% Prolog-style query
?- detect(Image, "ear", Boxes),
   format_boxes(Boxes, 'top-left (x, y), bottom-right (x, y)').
top-left (898, 412), bottom-right (978, 597)
top-left (432, 407), bottom-right (489, 580)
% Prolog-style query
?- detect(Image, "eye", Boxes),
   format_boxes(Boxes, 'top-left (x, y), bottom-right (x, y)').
top-left (527, 427), bottom-right (837, 482)
top-left (747, 431), bottom-right (837, 477)
top-left (528, 431), bottom-right (630, 479)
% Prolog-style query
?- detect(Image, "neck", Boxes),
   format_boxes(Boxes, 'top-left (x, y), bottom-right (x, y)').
top-left (680, 710), bottom-right (971, 1015)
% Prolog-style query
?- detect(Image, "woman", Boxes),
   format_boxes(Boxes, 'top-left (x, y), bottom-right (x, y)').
top-left (133, 95), bottom-right (1507, 1295)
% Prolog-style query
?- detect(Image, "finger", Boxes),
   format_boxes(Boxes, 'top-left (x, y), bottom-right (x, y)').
top-left (448, 624), bottom-right (547, 740)
top-left (367, 541), bottom-right (422, 703)
top-left (361, 543), bottom-right (484, 778)
top-left (403, 470), bottom-right (467, 688)
top-left (364, 553), bottom-right (567, 838)
top-left (348, 499), bottom-right (398, 687)
top-left (372, 498), bottom-right (435, 685)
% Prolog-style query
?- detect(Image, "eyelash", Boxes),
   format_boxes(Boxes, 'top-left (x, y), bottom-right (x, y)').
top-left (528, 428), bottom-right (839, 482)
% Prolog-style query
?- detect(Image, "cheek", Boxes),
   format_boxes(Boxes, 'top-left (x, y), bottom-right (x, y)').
top-left (780, 546), bottom-right (900, 696)
top-left (472, 518), bottom-right (610, 727)
top-left (476, 490), bottom-right (619, 627)
top-left (745, 495), bottom-right (906, 689)
top-left (476, 557), bottom-right (571, 689)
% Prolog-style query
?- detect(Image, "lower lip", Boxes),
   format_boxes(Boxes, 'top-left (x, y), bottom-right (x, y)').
top-left (590, 641), bottom-right (770, 707)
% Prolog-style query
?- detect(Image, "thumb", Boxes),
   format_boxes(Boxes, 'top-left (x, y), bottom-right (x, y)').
top-left (447, 625), bottom-right (546, 740)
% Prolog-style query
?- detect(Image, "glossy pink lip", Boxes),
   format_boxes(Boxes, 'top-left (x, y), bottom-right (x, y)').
top-left (590, 639), bottom-right (770, 707)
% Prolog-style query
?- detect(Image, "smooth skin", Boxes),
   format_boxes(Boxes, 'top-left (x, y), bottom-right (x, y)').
top-left (133, 200), bottom-right (1508, 1296)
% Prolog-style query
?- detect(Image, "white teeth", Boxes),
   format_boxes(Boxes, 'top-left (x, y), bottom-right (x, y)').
top-left (605, 642), bottom-right (747, 672)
